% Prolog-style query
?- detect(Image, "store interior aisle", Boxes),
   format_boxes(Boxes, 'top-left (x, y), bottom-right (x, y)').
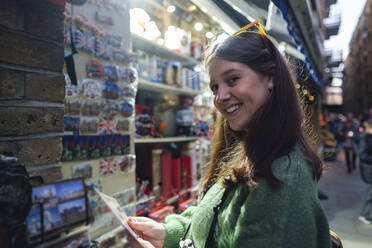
top-left (318, 153), bottom-right (372, 248)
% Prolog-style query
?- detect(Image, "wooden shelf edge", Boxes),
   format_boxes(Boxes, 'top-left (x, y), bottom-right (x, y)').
top-left (135, 136), bottom-right (198, 144)
top-left (138, 78), bottom-right (199, 96)
top-left (131, 33), bottom-right (199, 65)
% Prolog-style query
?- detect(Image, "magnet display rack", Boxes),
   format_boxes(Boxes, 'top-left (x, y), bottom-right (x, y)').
top-left (61, 0), bottom-right (138, 245)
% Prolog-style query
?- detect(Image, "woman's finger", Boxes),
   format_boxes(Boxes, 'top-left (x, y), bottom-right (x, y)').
top-left (129, 216), bottom-right (154, 223)
top-left (137, 237), bottom-right (156, 248)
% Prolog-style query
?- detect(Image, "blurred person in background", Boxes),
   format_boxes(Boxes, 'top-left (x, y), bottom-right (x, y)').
top-left (358, 110), bottom-right (372, 225)
top-left (338, 112), bottom-right (360, 173)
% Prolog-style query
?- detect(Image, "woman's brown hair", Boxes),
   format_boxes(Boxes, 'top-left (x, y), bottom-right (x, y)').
top-left (201, 31), bottom-right (323, 190)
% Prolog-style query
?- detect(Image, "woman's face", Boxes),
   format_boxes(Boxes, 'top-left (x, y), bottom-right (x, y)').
top-left (209, 58), bottom-right (272, 131)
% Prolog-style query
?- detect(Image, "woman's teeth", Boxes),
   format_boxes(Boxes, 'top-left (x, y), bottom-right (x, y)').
top-left (226, 104), bottom-right (241, 113)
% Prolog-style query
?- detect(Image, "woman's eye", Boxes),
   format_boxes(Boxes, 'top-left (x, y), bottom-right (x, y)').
top-left (227, 77), bottom-right (239, 84)
top-left (210, 84), bottom-right (218, 93)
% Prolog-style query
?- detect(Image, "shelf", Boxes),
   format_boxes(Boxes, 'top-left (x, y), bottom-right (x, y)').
top-left (135, 136), bottom-right (198, 144)
top-left (136, 196), bottom-right (156, 206)
top-left (131, 33), bottom-right (199, 66)
top-left (138, 78), bottom-right (199, 96)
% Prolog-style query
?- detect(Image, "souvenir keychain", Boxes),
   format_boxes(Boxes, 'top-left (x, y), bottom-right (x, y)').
top-left (115, 118), bottom-right (130, 133)
top-left (104, 65), bottom-right (119, 82)
top-left (119, 66), bottom-right (138, 84)
top-left (112, 134), bottom-right (123, 155)
top-left (100, 99), bottom-right (118, 119)
top-left (119, 101), bottom-right (134, 118)
top-left (87, 59), bottom-right (104, 79)
top-left (99, 157), bottom-right (117, 175)
top-left (80, 78), bottom-right (102, 99)
top-left (102, 82), bottom-right (119, 99)
top-left (120, 84), bottom-right (137, 99)
top-left (106, 34), bottom-right (123, 48)
top-left (118, 154), bottom-right (136, 172)
top-left (88, 136), bottom-right (101, 159)
top-left (98, 116), bottom-right (116, 135)
top-left (73, 30), bottom-right (87, 51)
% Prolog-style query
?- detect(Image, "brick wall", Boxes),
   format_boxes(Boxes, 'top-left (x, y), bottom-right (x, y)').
top-left (0, 0), bottom-right (65, 183)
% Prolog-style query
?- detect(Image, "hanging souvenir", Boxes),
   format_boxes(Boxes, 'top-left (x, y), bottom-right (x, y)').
top-left (65, 73), bottom-right (78, 97)
top-left (118, 101), bottom-right (134, 118)
top-left (102, 82), bottom-right (119, 99)
top-left (120, 84), bottom-right (137, 99)
top-left (104, 43), bottom-right (113, 60)
top-left (121, 135), bottom-right (130, 154)
top-left (75, 136), bottom-right (89, 160)
top-left (88, 136), bottom-right (101, 159)
top-left (61, 136), bottom-right (73, 162)
top-left (74, 15), bottom-right (89, 32)
top-left (113, 48), bottom-right (127, 62)
top-left (115, 118), bottom-right (130, 133)
top-left (79, 78), bottom-right (102, 99)
top-left (98, 116), bottom-right (116, 134)
top-left (106, 34), bottom-right (122, 48)
top-left (64, 116), bottom-right (80, 132)
top-left (119, 66), bottom-right (138, 84)
top-left (86, 59), bottom-right (104, 79)
top-left (95, 11), bottom-right (114, 25)
top-left (73, 30), bottom-right (87, 51)
top-left (65, 98), bottom-right (81, 116)
top-left (86, 34), bottom-right (95, 54)
top-left (81, 100), bottom-right (100, 116)
top-left (95, 38), bottom-right (105, 58)
top-left (91, 23), bottom-right (105, 38)
top-left (104, 65), bottom-right (119, 82)
top-left (80, 117), bottom-right (99, 135)
top-left (111, 134), bottom-right (123, 155)
top-left (99, 157), bottom-right (117, 175)
top-left (100, 99), bottom-right (118, 118)
top-left (117, 154), bottom-right (135, 172)
top-left (102, 135), bottom-right (113, 156)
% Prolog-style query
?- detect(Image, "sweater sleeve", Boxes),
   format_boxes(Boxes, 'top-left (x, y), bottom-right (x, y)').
top-left (163, 205), bottom-right (197, 248)
top-left (359, 133), bottom-right (372, 164)
top-left (229, 155), bottom-right (331, 248)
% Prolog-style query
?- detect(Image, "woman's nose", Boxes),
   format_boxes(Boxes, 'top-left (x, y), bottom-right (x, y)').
top-left (215, 85), bottom-right (230, 103)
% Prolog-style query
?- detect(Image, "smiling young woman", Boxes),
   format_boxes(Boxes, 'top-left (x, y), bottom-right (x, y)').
top-left (128, 23), bottom-right (332, 248)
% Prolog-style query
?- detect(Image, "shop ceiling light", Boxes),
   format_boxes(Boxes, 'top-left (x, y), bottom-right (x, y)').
top-left (188, 5), bottom-right (197, 11)
top-left (167, 5), bottom-right (176, 13)
top-left (206, 32), bottom-right (214, 39)
top-left (194, 22), bottom-right (203, 31)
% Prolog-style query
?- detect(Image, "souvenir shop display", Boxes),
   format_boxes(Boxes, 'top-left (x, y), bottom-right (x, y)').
top-left (164, 61), bottom-right (182, 87)
top-left (61, 1), bottom-right (139, 244)
top-left (176, 98), bottom-right (196, 136)
top-left (135, 106), bottom-right (157, 138)
top-left (59, 0), bottom-right (217, 246)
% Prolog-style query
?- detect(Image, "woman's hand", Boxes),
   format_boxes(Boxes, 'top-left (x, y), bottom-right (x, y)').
top-left (127, 216), bottom-right (166, 248)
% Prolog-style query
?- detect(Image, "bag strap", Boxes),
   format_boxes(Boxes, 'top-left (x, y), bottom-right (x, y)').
top-left (205, 188), bottom-right (231, 248)
top-left (180, 187), bottom-right (231, 247)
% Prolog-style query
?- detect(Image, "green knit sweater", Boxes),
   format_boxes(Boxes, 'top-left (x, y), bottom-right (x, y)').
top-left (163, 148), bottom-right (331, 248)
